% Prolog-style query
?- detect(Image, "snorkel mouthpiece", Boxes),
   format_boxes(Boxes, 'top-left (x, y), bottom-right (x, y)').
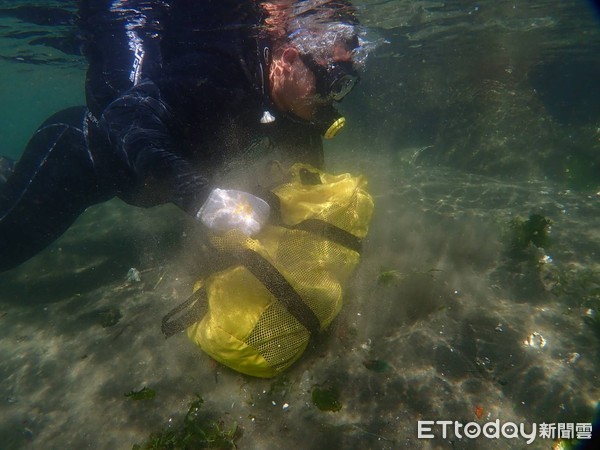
top-left (325, 116), bottom-right (345, 139)
top-left (313, 104), bottom-right (346, 139)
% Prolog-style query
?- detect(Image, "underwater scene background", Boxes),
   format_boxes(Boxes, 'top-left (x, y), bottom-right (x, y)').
top-left (0, 0), bottom-right (599, 448)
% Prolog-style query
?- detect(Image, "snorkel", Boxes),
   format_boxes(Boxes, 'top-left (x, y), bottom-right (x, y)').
top-left (312, 103), bottom-right (346, 139)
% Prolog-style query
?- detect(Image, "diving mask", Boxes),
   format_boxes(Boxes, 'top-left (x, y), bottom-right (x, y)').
top-left (300, 53), bottom-right (359, 102)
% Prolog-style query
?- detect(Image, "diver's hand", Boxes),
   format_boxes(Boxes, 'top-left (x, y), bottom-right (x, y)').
top-left (196, 189), bottom-right (270, 236)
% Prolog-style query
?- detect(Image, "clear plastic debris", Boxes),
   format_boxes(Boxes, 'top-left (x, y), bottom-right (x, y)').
top-left (126, 267), bottom-right (141, 283)
top-left (197, 189), bottom-right (270, 236)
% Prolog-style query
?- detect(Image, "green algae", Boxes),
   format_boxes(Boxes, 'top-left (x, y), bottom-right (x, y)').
top-left (125, 387), bottom-right (156, 401)
top-left (507, 214), bottom-right (552, 260)
top-left (363, 359), bottom-right (391, 373)
top-left (133, 395), bottom-right (240, 450)
top-left (377, 268), bottom-right (442, 286)
top-left (312, 386), bottom-right (342, 412)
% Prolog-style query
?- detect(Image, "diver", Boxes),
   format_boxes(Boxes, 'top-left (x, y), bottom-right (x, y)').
top-left (0, 0), bottom-right (371, 272)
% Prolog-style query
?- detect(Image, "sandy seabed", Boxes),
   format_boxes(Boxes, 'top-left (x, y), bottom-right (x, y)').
top-left (1, 154), bottom-right (598, 449)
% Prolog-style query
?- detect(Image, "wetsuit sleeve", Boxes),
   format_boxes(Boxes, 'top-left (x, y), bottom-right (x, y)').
top-left (99, 79), bottom-right (209, 214)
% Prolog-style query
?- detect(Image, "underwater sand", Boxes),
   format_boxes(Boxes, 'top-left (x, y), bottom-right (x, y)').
top-left (1, 150), bottom-right (598, 449)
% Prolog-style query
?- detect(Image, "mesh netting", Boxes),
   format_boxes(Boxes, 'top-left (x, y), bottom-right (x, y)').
top-left (245, 301), bottom-right (309, 372)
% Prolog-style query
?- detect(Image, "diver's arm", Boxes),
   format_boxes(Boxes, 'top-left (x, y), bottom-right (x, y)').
top-left (98, 79), bottom-right (269, 236)
top-left (99, 79), bottom-right (210, 214)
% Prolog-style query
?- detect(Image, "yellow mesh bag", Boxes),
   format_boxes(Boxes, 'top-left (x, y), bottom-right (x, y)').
top-left (180, 164), bottom-right (374, 378)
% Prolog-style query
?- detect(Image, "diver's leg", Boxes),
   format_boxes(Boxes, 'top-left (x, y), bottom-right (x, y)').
top-left (0, 106), bottom-right (114, 272)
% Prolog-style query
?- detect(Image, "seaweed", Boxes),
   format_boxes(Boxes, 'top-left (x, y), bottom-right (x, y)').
top-left (377, 268), bottom-right (442, 286)
top-left (363, 359), bottom-right (391, 373)
top-left (506, 214), bottom-right (552, 260)
top-left (133, 395), bottom-right (240, 449)
top-left (551, 266), bottom-right (600, 306)
top-left (376, 269), bottom-right (402, 286)
top-left (312, 386), bottom-right (342, 412)
top-left (125, 387), bottom-right (156, 401)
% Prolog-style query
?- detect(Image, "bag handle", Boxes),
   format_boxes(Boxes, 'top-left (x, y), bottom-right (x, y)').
top-left (161, 285), bottom-right (207, 338)
top-left (236, 249), bottom-right (321, 335)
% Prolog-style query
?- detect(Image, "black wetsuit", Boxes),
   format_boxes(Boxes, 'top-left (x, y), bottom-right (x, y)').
top-left (0, 0), bottom-right (323, 272)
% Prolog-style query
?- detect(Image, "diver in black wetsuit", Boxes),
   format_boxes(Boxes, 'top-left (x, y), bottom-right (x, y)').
top-left (0, 0), bottom-right (369, 272)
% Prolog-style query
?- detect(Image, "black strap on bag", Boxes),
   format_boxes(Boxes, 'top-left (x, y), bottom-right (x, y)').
top-left (255, 184), bottom-right (362, 253)
top-left (237, 249), bottom-right (321, 334)
top-left (161, 285), bottom-right (207, 338)
top-left (294, 219), bottom-right (361, 253)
